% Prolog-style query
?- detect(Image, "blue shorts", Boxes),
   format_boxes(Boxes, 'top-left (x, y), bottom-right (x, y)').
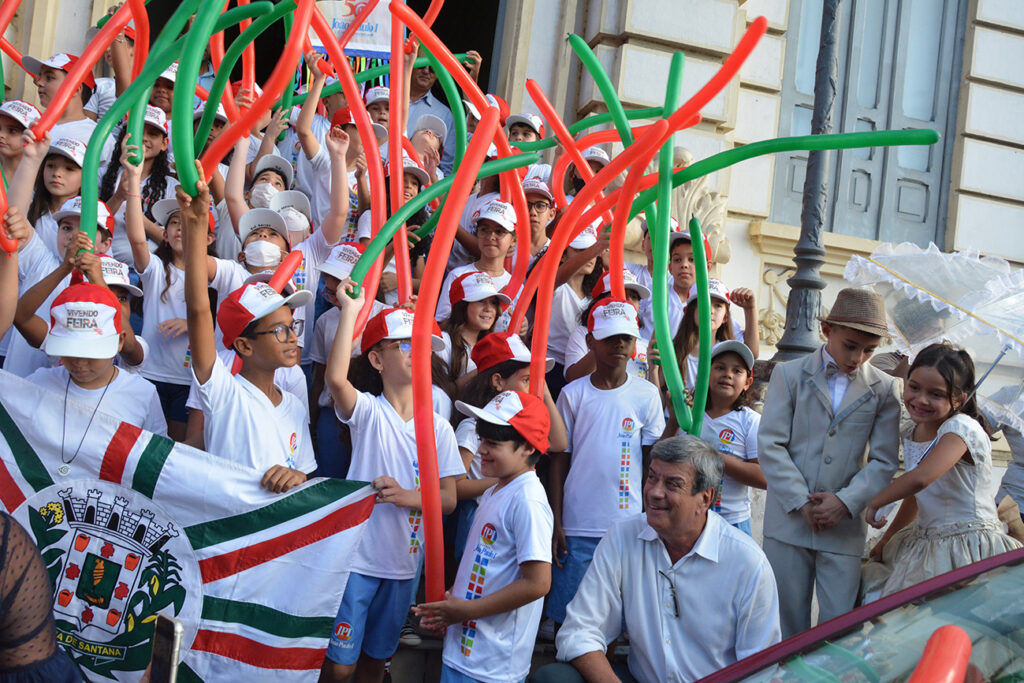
top-left (441, 662), bottom-right (524, 683)
top-left (151, 380), bottom-right (189, 424)
top-left (546, 535), bottom-right (600, 624)
top-left (731, 519), bottom-right (752, 535)
top-left (326, 572), bottom-right (417, 664)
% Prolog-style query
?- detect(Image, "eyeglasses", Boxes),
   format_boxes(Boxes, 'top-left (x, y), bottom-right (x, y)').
top-left (659, 570), bottom-right (679, 618)
top-left (381, 340), bottom-right (413, 355)
top-left (248, 321), bottom-right (300, 343)
top-left (527, 200), bottom-right (551, 214)
top-left (476, 224), bottom-right (509, 237)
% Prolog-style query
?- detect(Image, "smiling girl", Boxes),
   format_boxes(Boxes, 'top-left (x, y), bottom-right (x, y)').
top-left (440, 272), bottom-right (510, 385)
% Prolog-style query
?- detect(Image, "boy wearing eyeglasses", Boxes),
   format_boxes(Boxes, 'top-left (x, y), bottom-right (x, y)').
top-left (181, 169), bottom-right (316, 493)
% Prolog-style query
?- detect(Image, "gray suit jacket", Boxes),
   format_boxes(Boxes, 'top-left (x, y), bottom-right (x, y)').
top-left (758, 346), bottom-right (901, 555)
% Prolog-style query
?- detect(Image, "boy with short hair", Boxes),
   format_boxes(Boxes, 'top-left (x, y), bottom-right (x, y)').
top-left (546, 298), bottom-right (665, 633)
top-left (758, 288), bottom-right (901, 638)
top-left (181, 167), bottom-right (316, 492)
top-left (416, 390), bottom-right (553, 683)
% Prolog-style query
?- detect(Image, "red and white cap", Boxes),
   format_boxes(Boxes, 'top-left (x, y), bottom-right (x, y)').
top-left (687, 278), bottom-right (731, 305)
top-left (640, 215), bottom-right (680, 235)
top-left (582, 146), bottom-right (610, 167)
top-left (269, 190), bottom-right (312, 223)
top-left (238, 208), bottom-right (289, 244)
top-left (243, 270), bottom-right (301, 296)
top-left (360, 307), bottom-right (445, 354)
top-left (449, 271), bottom-right (512, 307)
top-left (413, 114), bottom-right (447, 146)
top-left (506, 112), bottom-right (545, 138)
top-left (364, 86), bottom-right (389, 106)
top-left (470, 331), bottom-right (553, 373)
top-left (217, 281), bottom-right (313, 348)
top-left (53, 196), bottom-right (115, 233)
top-left (143, 105), bottom-right (168, 134)
top-left (100, 256), bottom-right (143, 297)
top-left (23, 53), bottom-right (95, 89)
top-left (588, 297), bottom-right (641, 340)
top-left (158, 61), bottom-right (178, 84)
top-left (464, 93), bottom-right (501, 121)
top-left (455, 390), bottom-right (550, 454)
top-left (569, 219), bottom-right (599, 250)
top-left (319, 242), bottom-right (365, 281)
top-left (591, 268), bottom-right (652, 300)
top-left (49, 137), bottom-right (87, 167)
top-left (386, 153), bottom-right (430, 187)
top-left (521, 177), bottom-right (553, 202)
top-left (192, 100), bottom-right (228, 124)
top-left (0, 100), bottom-right (41, 129)
top-left (253, 154), bottom-right (294, 189)
top-left (473, 199), bottom-right (516, 232)
top-left (371, 121), bottom-right (388, 140)
top-left (331, 107), bottom-right (355, 128)
top-left (43, 282), bottom-right (123, 359)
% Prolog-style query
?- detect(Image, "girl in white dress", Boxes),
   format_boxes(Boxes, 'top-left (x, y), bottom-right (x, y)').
top-left (866, 343), bottom-right (1021, 596)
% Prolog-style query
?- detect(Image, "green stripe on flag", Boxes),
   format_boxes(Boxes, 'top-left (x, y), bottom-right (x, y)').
top-left (131, 434), bottom-right (176, 497)
top-left (201, 596), bottom-right (334, 639)
top-left (0, 401), bottom-right (52, 492)
top-left (177, 662), bottom-right (202, 682)
top-left (185, 478), bottom-right (369, 550)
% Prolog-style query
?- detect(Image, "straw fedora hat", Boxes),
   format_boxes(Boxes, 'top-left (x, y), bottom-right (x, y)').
top-left (818, 288), bottom-right (889, 338)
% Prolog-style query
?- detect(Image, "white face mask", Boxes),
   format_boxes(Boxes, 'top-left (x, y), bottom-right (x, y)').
top-left (243, 239), bottom-right (283, 267)
top-left (280, 206), bottom-right (311, 247)
top-left (249, 183), bottom-right (279, 208)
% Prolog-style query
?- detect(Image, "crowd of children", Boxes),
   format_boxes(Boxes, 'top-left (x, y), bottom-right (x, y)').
top-left (0, 22), bottom-right (1021, 683)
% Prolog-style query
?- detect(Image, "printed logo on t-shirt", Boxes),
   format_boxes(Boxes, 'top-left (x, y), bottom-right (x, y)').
top-left (717, 427), bottom-right (740, 456)
top-left (287, 432), bottom-right (297, 469)
top-left (479, 523), bottom-right (497, 546)
top-left (335, 622), bottom-right (352, 641)
top-left (183, 346), bottom-right (191, 369)
top-left (617, 419), bottom-right (636, 510)
top-left (460, 528), bottom-right (498, 657)
top-left (408, 460), bottom-right (422, 554)
top-left (293, 256), bottom-right (308, 291)
top-left (621, 418), bottom-right (634, 433)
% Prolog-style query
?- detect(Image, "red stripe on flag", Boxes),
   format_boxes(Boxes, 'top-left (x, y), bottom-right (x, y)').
top-left (99, 423), bottom-right (143, 485)
top-left (0, 458), bottom-right (25, 511)
top-left (199, 492), bottom-right (374, 584)
top-left (190, 628), bottom-right (325, 670)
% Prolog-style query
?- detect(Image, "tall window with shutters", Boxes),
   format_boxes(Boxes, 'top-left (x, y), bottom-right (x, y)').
top-left (770, 0), bottom-right (967, 246)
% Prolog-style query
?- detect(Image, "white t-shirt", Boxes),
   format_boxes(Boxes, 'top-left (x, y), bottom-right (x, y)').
top-left (339, 391), bottom-right (465, 579)
top-left (440, 331), bottom-right (477, 378)
top-left (442, 471), bottom-right (552, 682)
top-left (4, 234), bottom-right (63, 377)
top-left (84, 77), bottom-right (116, 120)
top-left (27, 365), bottom-right (167, 436)
top-left (138, 257), bottom-right (190, 384)
top-left (194, 357), bottom-right (315, 474)
top-left (185, 348), bottom-right (309, 422)
top-left (562, 326), bottom-right (650, 382)
top-left (33, 212), bottom-right (60, 260)
top-left (699, 408), bottom-right (760, 524)
top-left (455, 417), bottom-right (483, 482)
top-left (557, 374), bottom-right (665, 537)
top-left (436, 264), bottom-right (511, 324)
top-left (292, 229), bottom-right (337, 359)
top-left (547, 284), bottom-right (586, 366)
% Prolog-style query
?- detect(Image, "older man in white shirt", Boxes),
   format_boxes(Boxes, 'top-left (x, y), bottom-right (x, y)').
top-left (537, 434), bottom-right (781, 682)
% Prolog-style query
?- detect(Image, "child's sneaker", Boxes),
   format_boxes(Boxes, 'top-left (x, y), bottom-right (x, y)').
top-left (399, 613), bottom-right (422, 647)
top-left (538, 617), bottom-right (557, 642)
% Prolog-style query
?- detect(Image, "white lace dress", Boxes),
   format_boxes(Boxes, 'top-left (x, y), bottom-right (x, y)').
top-left (879, 414), bottom-right (1021, 596)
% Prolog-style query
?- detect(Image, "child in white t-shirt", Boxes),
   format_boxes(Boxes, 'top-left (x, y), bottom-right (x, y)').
top-left (673, 278), bottom-right (760, 387)
top-left (697, 341), bottom-right (764, 534)
top-left (0, 101), bottom-right (41, 197)
top-left (180, 170), bottom-right (316, 489)
top-left (416, 390), bottom-right (554, 683)
top-left (323, 284), bottom-right (464, 681)
top-left (547, 220), bottom-right (601, 384)
top-left (440, 272), bottom-right (510, 386)
top-left (547, 298), bottom-right (665, 630)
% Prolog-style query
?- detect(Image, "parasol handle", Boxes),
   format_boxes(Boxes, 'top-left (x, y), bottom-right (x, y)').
top-left (965, 343), bottom-right (1012, 409)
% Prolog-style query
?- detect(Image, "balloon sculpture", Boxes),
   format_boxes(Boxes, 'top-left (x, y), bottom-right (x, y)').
top-left (28, 2), bottom-right (940, 603)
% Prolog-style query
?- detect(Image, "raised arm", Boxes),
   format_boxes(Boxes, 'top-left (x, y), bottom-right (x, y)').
top-left (225, 135), bottom-right (250, 232)
top-left (15, 230), bottom-right (92, 348)
top-left (7, 130), bottom-right (51, 219)
top-left (0, 209), bottom-right (24, 336)
top-left (324, 278), bottom-right (364, 420)
top-left (295, 50), bottom-right (326, 161)
top-left (181, 163), bottom-right (217, 385)
top-left (119, 135), bottom-right (151, 272)
top-left (319, 125), bottom-right (351, 245)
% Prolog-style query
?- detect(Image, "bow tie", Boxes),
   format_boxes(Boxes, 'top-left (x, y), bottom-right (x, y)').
top-left (826, 363), bottom-right (855, 381)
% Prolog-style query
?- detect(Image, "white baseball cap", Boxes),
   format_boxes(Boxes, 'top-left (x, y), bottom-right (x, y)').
top-left (100, 256), bottom-right (143, 297)
top-left (582, 146), bottom-right (611, 167)
top-left (53, 196), bottom-right (115, 234)
top-left (238, 208), bottom-right (289, 244)
top-left (522, 177), bottom-right (553, 202)
top-left (448, 271), bottom-right (512, 307)
top-left (711, 339), bottom-right (754, 371)
top-left (506, 113), bottom-right (545, 138)
top-left (464, 94), bottom-right (500, 121)
top-left (0, 100), bottom-right (41, 129)
top-left (151, 198), bottom-right (180, 227)
top-left (158, 61), bottom-right (178, 84)
top-left (587, 297), bottom-right (641, 340)
top-left (217, 281), bottom-right (313, 348)
top-left (569, 219), bottom-right (599, 250)
top-left (319, 242), bottom-right (366, 281)
top-left (22, 53), bottom-right (95, 89)
top-left (269, 190), bottom-right (312, 223)
top-left (364, 86), bottom-right (389, 106)
top-left (361, 307), bottom-right (445, 354)
top-left (192, 100), bottom-right (228, 124)
top-left (473, 199), bottom-right (516, 232)
top-left (687, 279), bottom-right (731, 305)
top-left (143, 105), bottom-right (168, 134)
top-left (43, 282), bottom-right (123, 359)
top-left (591, 269), bottom-right (652, 300)
top-left (413, 113), bottom-right (447, 146)
top-left (48, 137), bottom-right (87, 167)
top-left (640, 215), bottom-right (681, 236)
top-left (386, 153), bottom-right (430, 187)
top-left (253, 154), bottom-right (294, 189)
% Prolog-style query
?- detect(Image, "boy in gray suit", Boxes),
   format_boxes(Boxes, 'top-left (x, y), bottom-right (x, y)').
top-left (758, 288), bottom-right (900, 638)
